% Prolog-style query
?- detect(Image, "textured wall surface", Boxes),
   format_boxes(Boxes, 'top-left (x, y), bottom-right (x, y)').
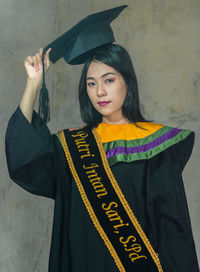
top-left (0, 0), bottom-right (199, 271)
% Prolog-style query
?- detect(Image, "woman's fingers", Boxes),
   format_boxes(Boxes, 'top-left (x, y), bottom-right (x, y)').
top-left (35, 53), bottom-right (42, 70)
top-left (44, 48), bottom-right (52, 67)
top-left (24, 47), bottom-right (52, 79)
top-left (39, 48), bottom-right (43, 55)
top-left (37, 47), bottom-right (52, 70)
top-left (33, 55), bottom-right (38, 67)
top-left (24, 56), bottom-right (33, 66)
top-left (45, 47), bottom-right (52, 59)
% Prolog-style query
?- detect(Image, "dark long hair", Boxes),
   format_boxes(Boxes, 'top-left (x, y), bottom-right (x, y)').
top-left (78, 43), bottom-right (152, 128)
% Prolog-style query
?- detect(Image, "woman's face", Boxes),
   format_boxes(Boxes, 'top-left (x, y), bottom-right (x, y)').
top-left (86, 61), bottom-right (128, 124)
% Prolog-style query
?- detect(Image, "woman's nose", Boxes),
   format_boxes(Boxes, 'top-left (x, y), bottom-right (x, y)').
top-left (96, 83), bottom-right (106, 96)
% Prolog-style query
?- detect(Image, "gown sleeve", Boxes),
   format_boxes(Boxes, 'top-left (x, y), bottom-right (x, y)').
top-left (146, 131), bottom-right (200, 272)
top-left (5, 105), bottom-right (59, 199)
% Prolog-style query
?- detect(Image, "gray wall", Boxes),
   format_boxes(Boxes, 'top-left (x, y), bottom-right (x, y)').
top-left (1, 0), bottom-right (199, 271)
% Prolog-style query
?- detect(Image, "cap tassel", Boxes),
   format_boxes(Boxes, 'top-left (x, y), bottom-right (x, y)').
top-left (38, 83), bottom-right (50, 123)
top-left (38, 50), bottom-right (50, 123)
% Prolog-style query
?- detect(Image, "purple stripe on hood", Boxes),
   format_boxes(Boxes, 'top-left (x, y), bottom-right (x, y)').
top-left (106, 128), bottom-right (182, 159)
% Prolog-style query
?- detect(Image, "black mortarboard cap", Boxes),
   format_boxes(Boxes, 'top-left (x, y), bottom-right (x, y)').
top-left (39, 5), bottom-right (128, 123)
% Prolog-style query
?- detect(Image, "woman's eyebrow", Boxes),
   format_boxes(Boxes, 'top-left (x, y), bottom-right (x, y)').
top-left (86, 72), bottom-right (116, 81)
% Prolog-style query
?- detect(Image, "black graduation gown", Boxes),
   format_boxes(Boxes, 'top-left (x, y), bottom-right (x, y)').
top-left (5, 106), bottom-right (200, 272)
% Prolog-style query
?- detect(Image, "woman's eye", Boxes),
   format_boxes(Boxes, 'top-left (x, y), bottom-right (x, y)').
top-left (87, 82), bottom-right (95, 87)
top-left (105, 78), bottom-right (115, 84)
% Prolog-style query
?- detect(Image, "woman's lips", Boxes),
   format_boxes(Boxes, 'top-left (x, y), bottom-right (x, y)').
top-left (98, 101), bottom-right (111, 107)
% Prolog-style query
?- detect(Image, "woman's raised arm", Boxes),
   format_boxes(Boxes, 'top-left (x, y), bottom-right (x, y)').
top-left (20, 47), bottom-right (51, 123)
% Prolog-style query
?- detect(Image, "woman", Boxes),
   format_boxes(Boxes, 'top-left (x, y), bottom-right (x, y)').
top-left (5, 43), bottom-right (199, 272)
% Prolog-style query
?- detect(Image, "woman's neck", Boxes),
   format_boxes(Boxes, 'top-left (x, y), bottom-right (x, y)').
top-left (102, 115), bottom-right (131, 125)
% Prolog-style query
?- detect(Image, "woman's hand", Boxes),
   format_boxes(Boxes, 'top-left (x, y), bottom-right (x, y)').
top-left (24, 47), bottom-right (52, 82)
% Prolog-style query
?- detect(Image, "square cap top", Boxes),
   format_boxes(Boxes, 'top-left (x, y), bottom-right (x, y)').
top-left (42, 5), bottom-right (128, 65)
